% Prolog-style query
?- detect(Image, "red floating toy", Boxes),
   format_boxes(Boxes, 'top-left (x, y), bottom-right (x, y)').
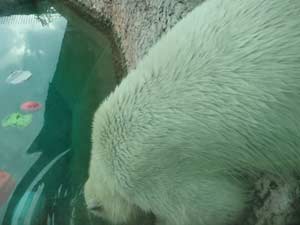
top-left (0, 170), bottom-right (16, 208)
top-left (20, 101), bottom-right (42, 112)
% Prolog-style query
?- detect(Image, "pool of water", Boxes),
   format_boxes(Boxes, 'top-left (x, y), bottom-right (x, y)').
top-left (0, 1), bottom-right (117, 224)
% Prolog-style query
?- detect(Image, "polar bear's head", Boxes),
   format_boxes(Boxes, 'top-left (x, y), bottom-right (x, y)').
top-left (83, 86), bottom-right (149, 224)
top-left (84, 176), bottom-right (140, 224)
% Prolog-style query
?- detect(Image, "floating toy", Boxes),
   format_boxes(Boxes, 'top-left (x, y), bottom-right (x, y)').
top-left (20, 101), bottom-right (42, 112)
top-left (0, 170), bottom-right (16, 208)
top-left (5, 70), bottom-right (32, 84)
top-left (1, 113), bottom-right (32, 128)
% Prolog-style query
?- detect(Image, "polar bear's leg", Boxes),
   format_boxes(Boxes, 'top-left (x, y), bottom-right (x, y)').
top-left (146, 177), bottom-right (248, 225)
top-left (155, 217), bottom-right (170, 225)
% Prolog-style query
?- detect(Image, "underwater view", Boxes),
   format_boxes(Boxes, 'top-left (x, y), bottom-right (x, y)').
top-left (0, 1), bottom-right (117, 224)
top-left (2, 0), bottom-right (300, 225)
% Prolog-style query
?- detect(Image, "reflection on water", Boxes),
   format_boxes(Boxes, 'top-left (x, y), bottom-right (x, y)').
top-left (0, 2), bottom-right (117, 225)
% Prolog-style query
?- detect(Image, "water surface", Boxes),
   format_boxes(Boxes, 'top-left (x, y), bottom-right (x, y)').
top-left (0, 2), bottom-right (117, 224)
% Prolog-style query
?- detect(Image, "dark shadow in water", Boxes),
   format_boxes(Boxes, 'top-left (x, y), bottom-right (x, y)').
top-left (2, 2), bottom-right (117, 224)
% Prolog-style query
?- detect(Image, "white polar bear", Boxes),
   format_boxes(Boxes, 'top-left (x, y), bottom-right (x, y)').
top-left (84, 0), bottom-right (300, 224)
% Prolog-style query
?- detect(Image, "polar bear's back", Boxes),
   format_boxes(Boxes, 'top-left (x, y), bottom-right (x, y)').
top-left (106, 0), bottom-right (300, 182)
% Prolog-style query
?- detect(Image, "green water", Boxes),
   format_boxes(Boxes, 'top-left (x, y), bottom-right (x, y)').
top-left (0, 1), bottom-right (117, 224)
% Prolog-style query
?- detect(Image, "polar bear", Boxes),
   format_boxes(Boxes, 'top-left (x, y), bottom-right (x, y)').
top-left (84, 0), bottom-right (300, 224)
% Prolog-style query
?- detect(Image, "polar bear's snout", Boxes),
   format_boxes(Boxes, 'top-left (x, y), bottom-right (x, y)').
top-left (84, 177), bottom-right (104, 218)
top-left (84, 176), bottom-right (139, 224)
top-left (86, 199), bottom-right (104, 217)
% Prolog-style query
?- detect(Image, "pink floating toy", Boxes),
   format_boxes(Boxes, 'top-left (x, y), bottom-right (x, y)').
top-left (20, 101), bottom-right (42, 112)
top-left (0, 170), bottom-right (16, 208)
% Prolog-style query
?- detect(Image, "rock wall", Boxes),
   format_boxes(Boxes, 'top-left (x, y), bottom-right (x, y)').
top-left (65, 0), bottom-right (203, 71)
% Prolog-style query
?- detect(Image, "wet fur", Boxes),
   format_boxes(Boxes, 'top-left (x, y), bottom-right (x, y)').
top-left (85, 0), bottom-right (300, 224)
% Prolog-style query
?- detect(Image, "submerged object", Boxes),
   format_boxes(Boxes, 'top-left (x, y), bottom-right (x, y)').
top-left (11, 187), bottom-right (46, 225)
top-left (5, 70), bottom-right (32, 84)
top-left (0, 171), bottom-right (16, 208)
top-left (20, 101), bottom-right (42, 112)
top-left (1, 113), bottom-right (32, 128)
top-left (7, 149), bottom-right (71, 225)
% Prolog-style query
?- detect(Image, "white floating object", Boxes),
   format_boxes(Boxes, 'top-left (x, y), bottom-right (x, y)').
top-left (6, 70), bottom-right (32, 84)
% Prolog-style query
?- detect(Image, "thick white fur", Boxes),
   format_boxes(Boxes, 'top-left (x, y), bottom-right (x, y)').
top-left (85, 0), bottom-right (300, 224)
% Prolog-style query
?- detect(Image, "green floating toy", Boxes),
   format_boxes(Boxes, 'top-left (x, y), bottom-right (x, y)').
top-left (1, 113), bottom-right (32, 128)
